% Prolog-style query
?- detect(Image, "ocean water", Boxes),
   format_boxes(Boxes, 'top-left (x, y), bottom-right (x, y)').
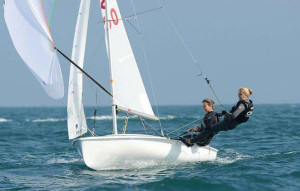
top-left (0, 105), bottom-right (299, 190)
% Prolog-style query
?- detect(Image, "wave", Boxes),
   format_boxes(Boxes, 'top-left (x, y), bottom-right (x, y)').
top-left (255, 151), bottom-right (300, 159)
top-left (46, 158), bottom-right (81, 165)
top-left (215, 149), bottom-right (252, 164)
top-left (32, 118), bottom-right (66, 123)
top-left (29, 115), bottom-right (179, 123)
top-left (215, 150), bottom-right (299, 164)
top-left (87, 115), bottom-right (178, 121)
top-left (159, 115), bottom-right (177, 120)
top-left (86, 115), bottom-right (139, 121)
top-left (0, 118), bottom-right (12, 122)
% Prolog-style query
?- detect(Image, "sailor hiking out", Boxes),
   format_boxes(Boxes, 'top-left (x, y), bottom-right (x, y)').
top-left (181, 87), bottom-right (254, 147)
top-left (180, 99), bottom-right (219, 146)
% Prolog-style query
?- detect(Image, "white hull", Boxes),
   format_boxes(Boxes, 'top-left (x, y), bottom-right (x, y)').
top-left (73, 134), bottom-right (218, 170)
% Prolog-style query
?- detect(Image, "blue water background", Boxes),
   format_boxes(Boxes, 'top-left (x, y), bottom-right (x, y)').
top-left (0, 104), bottom-right (299, 190)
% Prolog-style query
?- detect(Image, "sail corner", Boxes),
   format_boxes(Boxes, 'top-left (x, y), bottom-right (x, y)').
top-left (152, 115), bottom-right (159, 121)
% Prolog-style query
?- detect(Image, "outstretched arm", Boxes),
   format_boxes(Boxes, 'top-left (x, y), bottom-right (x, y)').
top-left (232, 104), bottom-right (245, 119)
top-left (222, 104), bottom-right (246, 120)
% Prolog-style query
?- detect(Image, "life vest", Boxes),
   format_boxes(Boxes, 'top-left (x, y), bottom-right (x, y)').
top-left (197, 111), bottom-right (219, 146)
top-left (201, 111), bottom-right (219, 130)
top-left (230, 100), bottom-right (254, 123)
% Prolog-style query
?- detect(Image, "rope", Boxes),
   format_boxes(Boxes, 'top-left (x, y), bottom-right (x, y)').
top-left (139, 117), bottom-right (148, 134)
top-left (92, 94), bottom-right (97, 135)
top-left (156, 0), bottom-right (224, 109)
top-left (39, 0), bottom-right (55, 47)
top-left (122, 6), bottom-right (162, 21)
top-left (142, 119), bottom-right (163, 136)
top-left (87, 127), bottom-right (97, 136)
top-left (166, 118), bottom-right (202, 136)
top-left (130, 0), bottom-right (164, 136)
top-left (125, 19), bottom-right (140, 35)
top-left (85, 35), bottom-right (105, 95)
top-left (48, 0), bottom-right (56, 28)
top-left (122, 113), bottom-right (129, 134)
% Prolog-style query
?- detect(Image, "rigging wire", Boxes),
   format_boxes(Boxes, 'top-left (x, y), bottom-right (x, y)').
top-left (122, 112), bottom-right (129, 134)
top-left (95, 6), bottom-right (162, 25)
top-left (155, 0), bottom-right (224, 109)
top-left (87, 128), bottom-right (96, 136)
top-left (85, 35), bottom-right (106, 118)
top-left (141, 118), bottom-right (163, 136)
top-left (139, 117), bottom-right (148, 134)
top-left (166, 118), bottom-right (202, 136)
top-left (92, 91), bottom-right (98, 135)
top-left (130, 0), bottom-right (164, 137)
top-left (85, 35), bottom-right (106, 95)
top-left (125, 19), bottom-right (141, 35)
top-left (120, 6), bottom-right (162, 21)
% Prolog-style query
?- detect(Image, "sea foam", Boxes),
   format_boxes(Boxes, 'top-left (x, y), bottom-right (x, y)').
top-left (0, 118), bottom-right (12, 122)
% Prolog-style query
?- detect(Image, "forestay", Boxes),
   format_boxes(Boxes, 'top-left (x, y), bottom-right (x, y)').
top-left (67, 0), bottom-right (91, 139)
top-left (4, 0), bottom-right (64, 99)
top-left (100, 0), bottom-right (157, 120)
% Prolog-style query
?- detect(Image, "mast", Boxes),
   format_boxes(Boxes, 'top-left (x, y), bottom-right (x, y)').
top-left (105, 0), bottom-right (118, 134)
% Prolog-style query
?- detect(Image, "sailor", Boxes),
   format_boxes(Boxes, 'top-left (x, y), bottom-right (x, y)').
top-left (183, 87), bottom-right (254, 146)
top-left (181, 99), bottom-right (219, 146)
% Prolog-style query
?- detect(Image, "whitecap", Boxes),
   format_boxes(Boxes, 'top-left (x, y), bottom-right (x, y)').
top-left (159, 115), bottom-right (177, 120)
top-left (215, 150), bottom-right (296, 164)
top-left (0, 118), bottom-right (12, 122)
top-left (214, 149), bottom-right (252, 164)
top-left (46, 158), bottom-right (80, 164)
top-left (87, 115), bottom-right (139, 121)
top-left (284, 151), bottom-right (299, 155)
top-left (32, 118), bottom-right (66, 123)
top-left (87, 115), bottom-right (178, 121)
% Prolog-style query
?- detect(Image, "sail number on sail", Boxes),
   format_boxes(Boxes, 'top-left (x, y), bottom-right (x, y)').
top-left (101, 0), bottom-right (119, 28)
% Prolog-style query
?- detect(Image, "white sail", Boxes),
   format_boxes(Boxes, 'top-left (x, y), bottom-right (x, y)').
top-left (4, 0), bottom-right (64, 99)
top-left (67, 0), bottom-right (91, 140)
top-left (100, 0), bottom-right (157, 120)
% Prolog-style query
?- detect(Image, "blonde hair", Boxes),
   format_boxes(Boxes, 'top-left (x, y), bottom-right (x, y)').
top-left (239, 87), bottom-right (253, 97)
top-left (202, 99), bottom-right (215, 110)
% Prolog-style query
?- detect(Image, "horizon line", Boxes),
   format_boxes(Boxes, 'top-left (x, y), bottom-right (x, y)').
top-left (0, 102), bottom-right (299, 108)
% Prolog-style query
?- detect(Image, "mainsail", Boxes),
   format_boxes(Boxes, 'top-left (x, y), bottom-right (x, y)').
top-left (67, 0), bottom-right (91, 139)
top-left (4, 0), bottom-right (64, 99)
top-left (100, 0), bottom-right (157, 120)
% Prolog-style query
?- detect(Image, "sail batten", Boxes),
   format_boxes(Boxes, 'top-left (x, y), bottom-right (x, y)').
top-left (100, 0), bottom-right (157, 120)
top-left (67, 0), bottom-right (91, 139)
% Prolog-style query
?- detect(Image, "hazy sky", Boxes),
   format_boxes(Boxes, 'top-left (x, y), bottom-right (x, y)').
top-left (0, 0), bottom-right (299, 107)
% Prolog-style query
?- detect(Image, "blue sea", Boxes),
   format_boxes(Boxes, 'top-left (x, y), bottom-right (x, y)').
top-left (0, 105), bottom-right (299, 190)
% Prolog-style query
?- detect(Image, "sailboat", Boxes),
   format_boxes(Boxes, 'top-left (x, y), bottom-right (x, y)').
top-left (4, 0), bottom-right (218, 170)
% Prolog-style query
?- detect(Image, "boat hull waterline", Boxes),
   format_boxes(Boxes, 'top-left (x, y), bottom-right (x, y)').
top-left (73, 134), bottom-right (218, 170)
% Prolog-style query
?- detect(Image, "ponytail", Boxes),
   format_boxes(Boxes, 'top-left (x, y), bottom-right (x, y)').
top-left (239, 87), bottom-right (253, 97)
